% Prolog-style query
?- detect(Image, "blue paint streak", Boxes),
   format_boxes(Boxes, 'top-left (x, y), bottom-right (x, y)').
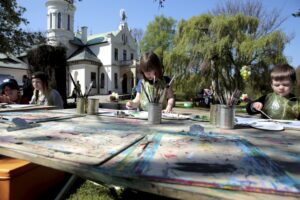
top-left (134, 133), bottom-right (163, 175)
top-left (236, 139), bottom-right (300, 191)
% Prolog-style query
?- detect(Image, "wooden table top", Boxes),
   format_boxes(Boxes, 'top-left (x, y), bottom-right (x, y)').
top-left (0, 108), bottom-right (299, 199)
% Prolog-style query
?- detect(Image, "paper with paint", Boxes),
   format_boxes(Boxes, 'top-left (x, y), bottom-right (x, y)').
top-left (101, 132), bottom-right (300, 196)
top-left (0, 110), bottom-right (82, 123)
top-left (98, 109), bottom-right (197, 120)
top-left (236, 116), bottom-right (300, 130)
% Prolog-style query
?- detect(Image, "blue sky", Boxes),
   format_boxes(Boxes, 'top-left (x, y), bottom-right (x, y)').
top-left (17, 0), bottom-right (300, 67)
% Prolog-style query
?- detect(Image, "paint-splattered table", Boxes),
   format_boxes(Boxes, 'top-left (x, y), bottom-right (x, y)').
top-left (0, 108), bottom-right (299, 199)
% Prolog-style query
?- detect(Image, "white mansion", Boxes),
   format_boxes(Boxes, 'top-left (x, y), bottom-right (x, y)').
top-left (0, 0), bottom-right (138, 96)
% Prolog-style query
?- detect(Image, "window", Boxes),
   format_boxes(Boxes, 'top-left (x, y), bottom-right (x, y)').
top-left (50, 13), bottom-right (52, 29)
top-left (131, 53), bottom-right (134, 60)
top-left (58, 13), bottom-right (61, 29)
top-left (114, 48), bottom-right (118, 61)
top-left (67, 15), bottom-right (70, 30)
top-left (91, 72), bottom-right (96, 88)
top-left (122, 33), bottom-right (126, 44)
top-left (123, 50), bottom-right (127, 61)
top-left (114, 73), bottom-right (118, 89)
top-left (100, 73), bottom-right (105, 88)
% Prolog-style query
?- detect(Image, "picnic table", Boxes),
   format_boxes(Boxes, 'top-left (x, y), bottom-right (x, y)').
top-left (0, 107), bottom-right (299, 199)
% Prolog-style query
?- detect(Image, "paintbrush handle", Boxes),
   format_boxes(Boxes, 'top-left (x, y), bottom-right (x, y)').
top-left (167, 75), bottom-right (176, 88)
top-left (141, 82), bottom-right (151, 102)
top-left (85, 81), bottom-right (94, 97)
top-left (259, 110), bottom-right (273, 120)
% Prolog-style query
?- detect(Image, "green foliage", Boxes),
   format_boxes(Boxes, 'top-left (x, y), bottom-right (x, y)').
top-left (67, 180), bottom-right (171, 200)
top-left (140, 15), bottom-right (176, 62)
top-left (295, 65), bottom-right (300, 97)
top-left (67, 181), bottom-right (115, 200)
top-left (0, 0), bottom-right (46, 54)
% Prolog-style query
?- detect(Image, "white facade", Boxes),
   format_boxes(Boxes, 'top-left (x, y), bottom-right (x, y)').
top-left (46, 0), bottom-right (138, 96)
top-left (46, 0), bottom-right (75, 55)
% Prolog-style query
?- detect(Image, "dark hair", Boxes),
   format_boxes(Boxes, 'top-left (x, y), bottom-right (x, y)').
top-left (270, 64), bottom-right (297, 84)
top-left (32, 71), bottom-right (48, 82)
top-left (31, 71), bottom-right (49, 88)
top-left (0, 79), bottom-right (19, 95)
top-left (139, 52), bottom-right (163, 80)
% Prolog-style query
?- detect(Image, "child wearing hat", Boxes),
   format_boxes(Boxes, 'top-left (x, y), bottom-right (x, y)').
top-left (0, 79), bottom-right (29, 104)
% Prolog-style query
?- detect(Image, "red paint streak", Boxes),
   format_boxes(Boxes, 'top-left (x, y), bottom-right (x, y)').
top-left (164, 154), bottom-right (177, 159)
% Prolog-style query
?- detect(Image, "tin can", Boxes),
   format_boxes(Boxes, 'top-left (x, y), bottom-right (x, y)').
top-left (148, 103), bottom-right (162, 124)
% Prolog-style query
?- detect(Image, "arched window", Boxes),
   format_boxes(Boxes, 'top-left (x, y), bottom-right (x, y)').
top-left (100, 73), bottom-right (105, 88)
top-left (58, 12), bottom-right (61, 29)
top-left (67, 14), bottom-right (70, 30)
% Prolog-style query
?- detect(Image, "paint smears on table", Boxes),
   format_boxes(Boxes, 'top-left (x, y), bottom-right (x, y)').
top-left (101, 132), bottom-right (300, 196)
top-left (173, 162), bottom-right (237, 173)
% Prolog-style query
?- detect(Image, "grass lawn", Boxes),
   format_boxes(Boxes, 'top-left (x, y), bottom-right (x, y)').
top-left (66, 178), bottom-right (173, 200)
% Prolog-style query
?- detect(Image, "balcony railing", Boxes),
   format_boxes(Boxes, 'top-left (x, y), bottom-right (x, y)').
top-left (114, 60), bottom-right (133, 66)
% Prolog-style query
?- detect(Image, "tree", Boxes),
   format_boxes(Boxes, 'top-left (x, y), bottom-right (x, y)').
top-left (296, 65), bottom-right (300, 97)
top-left (0, 0), bottom-right (46, 54)
top-left (165, 14), bottom-right (288, 98)
top-left (131, 28), bottom-right (144, 44)
top-left (211, 0), bottom-right (287, 37)
top-left (140, 15), bottom-right (176, 64)
top-left (154, 0), bottom-right (166, 7)
top-left (292, 9), bottom-right (300, 17)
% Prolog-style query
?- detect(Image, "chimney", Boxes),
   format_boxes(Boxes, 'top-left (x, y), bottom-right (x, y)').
top-left (81, 26), bottom-right (88, 44)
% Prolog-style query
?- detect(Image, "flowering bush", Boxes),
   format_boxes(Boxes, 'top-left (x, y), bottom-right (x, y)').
top-left (240, 93), bottom-right (249, 103)
top-left (109, 92), bottom-right (119, 102)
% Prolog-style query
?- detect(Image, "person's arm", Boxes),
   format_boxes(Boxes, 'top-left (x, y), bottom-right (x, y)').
top-left (246, 95), bottom-right (266, 115)
top-left (126, 80), bottom-right (142, 109)
top-left (126, 93), bottom-right (140, 109)
top-left (163, 86), bottom-right (175, 113)
top-left (0, 95), bottom-right (11, 103)
top-left (48, 89), bottom-right (64, 109)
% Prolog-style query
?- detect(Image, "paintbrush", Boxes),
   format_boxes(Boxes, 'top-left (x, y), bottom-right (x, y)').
top-left (141, 82), bottom-right (151, 102)
top-left (259, 110), bottom-right (273, 120)
top-left (84, 81), bottom-right (94, 98)
top-left (167, 75), bottom-right (176, 88)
